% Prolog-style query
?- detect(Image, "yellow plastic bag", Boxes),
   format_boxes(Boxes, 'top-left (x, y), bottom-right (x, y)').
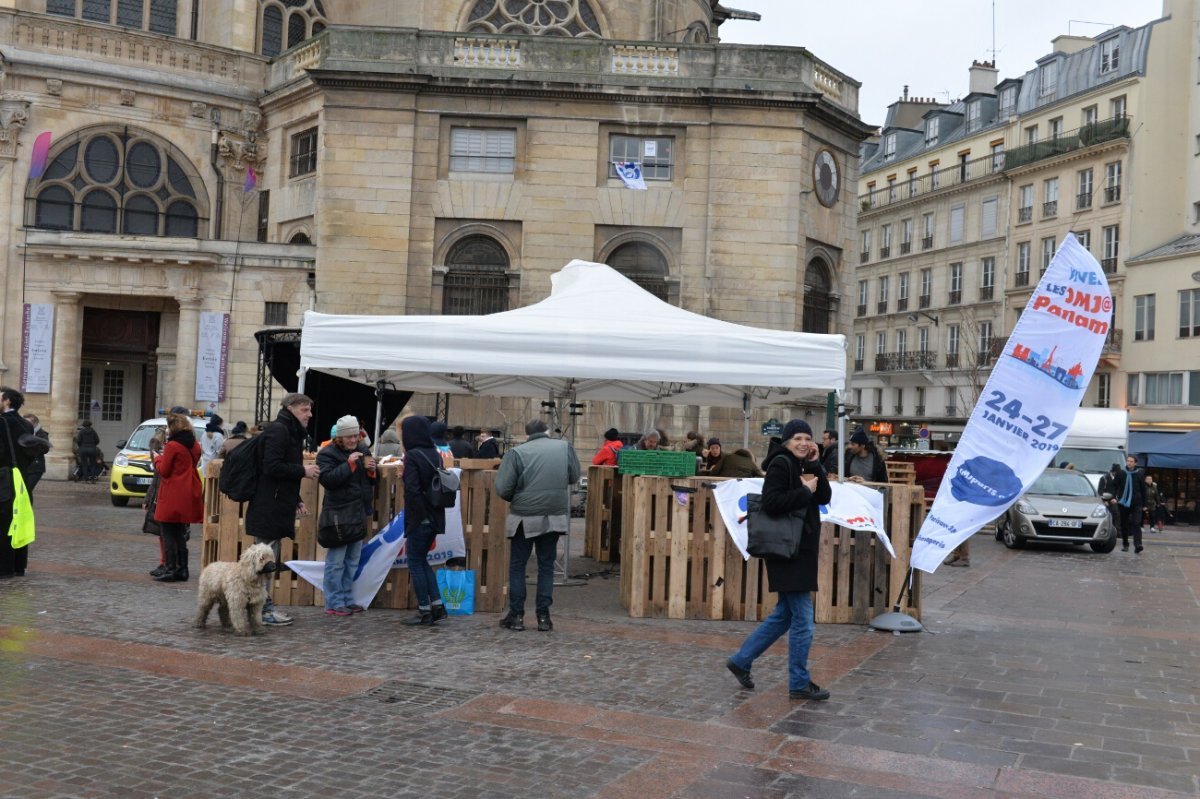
top-left (8, 469), bottom-right (34, 548)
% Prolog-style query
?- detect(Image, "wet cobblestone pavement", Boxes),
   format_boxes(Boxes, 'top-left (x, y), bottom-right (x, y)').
top-left (2, 480), bottom-right (1199, 797)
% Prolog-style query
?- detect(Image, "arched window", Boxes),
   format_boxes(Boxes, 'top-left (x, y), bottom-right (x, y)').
top-left (289, 231), bottom-right (312, 244)
top-left (606, 241), bottom-right (669, 301)
top-left (259, 0), bottom-right (328, 57)
top-left (465, 0), bottom-right (602, 38)
top-left (48, 0), bottom-right (177, 34)
top-left (802, 260), bottom-right (835, 334)
top-left (442, 235), bottom-right (510, 315)
top-left (31, 129), bottom-right (207, 238)
top-left (682, 22), bottom-right (709, 43)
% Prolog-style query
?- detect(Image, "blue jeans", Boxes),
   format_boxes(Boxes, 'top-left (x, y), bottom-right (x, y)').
top-left (406, 519), bottom-right (440, 608)
top-left (508, 526), bottom-right (560, 616)
top-left (730, 591), bottom-right (815, 691)
top-left (322, 538), bottom-right (363, 610)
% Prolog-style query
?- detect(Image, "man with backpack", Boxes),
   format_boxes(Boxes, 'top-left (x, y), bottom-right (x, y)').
top-left (495, 419), bottom-right (581, 632)
top-left (244, 393), bottom-right (319, 626)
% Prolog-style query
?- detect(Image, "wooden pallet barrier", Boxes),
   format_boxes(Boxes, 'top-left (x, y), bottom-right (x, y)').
top-left (583, 466), bottom-right (622, 562)
top-left (618, 476), bottom-right (924, 623)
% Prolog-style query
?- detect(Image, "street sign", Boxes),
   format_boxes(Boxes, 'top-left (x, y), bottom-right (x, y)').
top-left (761, 418), bottom-right (782, 437)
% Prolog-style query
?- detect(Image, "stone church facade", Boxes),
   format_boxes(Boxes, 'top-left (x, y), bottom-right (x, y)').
top-left (0, 0), bottom-right (869, 475)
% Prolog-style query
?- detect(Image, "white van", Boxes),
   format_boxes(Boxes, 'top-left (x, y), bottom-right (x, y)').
top-left (1052, 408), bottom-right (1129, 492)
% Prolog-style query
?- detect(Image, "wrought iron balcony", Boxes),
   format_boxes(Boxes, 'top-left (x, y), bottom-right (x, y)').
top-left (1042, 200), bottom-right (1058, 218)
top-left (853, 358), bottom-right (864, 371)
top-left (922, 236), bottom-right (933, 250)
top-left (900, 241), bottom-right (912, 254)
top-left (1004, 116), bottom-right (1130, 170)
top-left (1015, 270), bottom-right (1030, 287)
top-left (859, 154), bottom-right (1003, 211)
top-left (877, 301), bottom-right (889, 313)
top-left (873, 405), bottom-right (883, 414)
top-left (1104, 185), bottom-right (1121, 203)
top-left (896, 297), bottom-right (908, 312)
top-left (979, 286), bottom-right (994, 300)
top-left (914, 405), bottom-right (925, 416)
top-left (879, 246), bottom-right (891, 258)
top-left (946, 352), bottom-right (960, 368)
top-left (875, 352), bottom-right (939, 372)
top-left (856, 303), bottom-right (867, 317)
top-left (1018, 207), bottom-right (1033, 223)
top-left (860, 251), bottom-right (870, 264)
top-left (918, 294), bottom-right (931, 309)
top-left (948, 290), bottom-right (962, 305)
top-left (946, 405), bottom-right (959, 416)
top-left (1076, 191), bottom-right (1092, 210)
top-left (1103, 327), bottom-right (1122, 354)
top-left (894, 405), bottom-right (904, 414)
top-left (1101, 257), bottom-right (1118, 274)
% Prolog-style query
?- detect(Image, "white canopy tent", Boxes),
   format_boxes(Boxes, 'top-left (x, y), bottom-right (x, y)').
top-left (298, 259), bottom-right (847, 415)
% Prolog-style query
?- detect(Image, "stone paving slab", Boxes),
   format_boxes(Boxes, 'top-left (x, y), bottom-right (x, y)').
top-left (1, 480), bottom-right (1199, 797)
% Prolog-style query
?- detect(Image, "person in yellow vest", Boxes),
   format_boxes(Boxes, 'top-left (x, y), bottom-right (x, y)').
top-left (0, 387), bottom-right (37, 578)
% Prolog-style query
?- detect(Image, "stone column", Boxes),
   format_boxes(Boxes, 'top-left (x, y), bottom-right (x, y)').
top-left (47, 290), bottom-right (82, 479)
top-left (173, 295), bottom-right (201, 410)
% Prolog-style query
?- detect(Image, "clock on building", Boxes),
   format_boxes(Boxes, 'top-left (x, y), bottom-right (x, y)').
top-left (813, 148), bottom-right (840, 207)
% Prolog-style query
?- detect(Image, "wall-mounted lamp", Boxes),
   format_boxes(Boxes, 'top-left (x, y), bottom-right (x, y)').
top-left (906, 311), bottom-right (939, 326)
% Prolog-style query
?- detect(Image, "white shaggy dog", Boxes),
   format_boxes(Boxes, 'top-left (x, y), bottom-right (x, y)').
top-left (194, 543), bottom-right (278, 636)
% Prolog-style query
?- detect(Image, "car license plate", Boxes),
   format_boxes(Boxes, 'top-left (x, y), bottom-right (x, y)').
top-left (1047, 518), bottom-right (1082, 528)
top-left (135, 477), bottom-right (153, 486)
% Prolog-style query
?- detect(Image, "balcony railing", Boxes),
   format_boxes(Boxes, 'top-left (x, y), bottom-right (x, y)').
top-left (860, 251), bottom-right (870, 264)
top-left (853, 358), bottom-right (864, 371)
top-left (948, 289), bottom-right (962, 305)
top-left (879, 246), bottom-right (891, 258)
top-left (1018, 207), bottom-right (1033, 223)
top-left (980, 286), bottom-right (994, 300)
top-left (1104, 185), bottom-right (1121, 203)
top-left (918, 294), bottom-right (931, 309)
top-left (946, 353), bottom-right (960, 368)
top-left (1004, 116), bottom-right (1130, 170)
top-left (1101, 257), bottom-right (1118, 273)
top-left (900, 241), bottom-right (912, 254)
top-left (877, 301), bottom-right (889, 313)
top-left (896, 297), bottom-right (908, 312)
top-left (1077, 191), bottom-right (1092, 210)
top-left (1015, 270), bottom-right (1030, 287)
top-left (894, 405), bottom-right (904, 414)
top-left (946, 405), bottom-right (959, 416)
top-left (1103, 327), bottom-right (1122, 354)
top-left (1042, 200), bottom-right (1058, 217)
top-left (873, 405), bottom-right (883, 414)
top-left (914, 405), bottom-right (925, 416)
top-left (859, 154), bottom-right (1003, 211)
top-left (922, 236), bottom-right (933, 250)
top-left (875, 352), bottom-right (939, 372)
top-left (856, 303), bottom-right (867, 317)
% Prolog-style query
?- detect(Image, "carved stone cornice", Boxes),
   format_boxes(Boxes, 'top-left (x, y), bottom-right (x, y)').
top-left (0, 94), bottom-right (30, 159)
top-left (217, 107), bottom-right (267, 172)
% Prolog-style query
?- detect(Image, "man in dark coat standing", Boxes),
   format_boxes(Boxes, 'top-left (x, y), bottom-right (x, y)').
top-left (475, 430), bottom-right (500, 459)
top-left (1111, 454), bottom-right (1147, 553)
top-left (448, 426), bottom-right (474, 460)
top-left (21, 413), bottom-right (49, 494)
top-left (0, 387), bottom-right (36, 578)
top-left (246, 392), bottom-right (319, 625)
top-left (726, 419), bottom-right (832, 702)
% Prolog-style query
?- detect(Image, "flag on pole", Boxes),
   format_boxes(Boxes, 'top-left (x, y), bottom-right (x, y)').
top-left (287, 511), bottom-right (407, 609)
top-left (613, 161), bottom-right (647, 190)
top-left (711, 478), bottom-right (895, 560)
top-left (28, 131), bottom-right (52, 180)
top-left (909, 234), bottom-right (1109, 573)
top-left (243, 165), bottom-right (257, 192)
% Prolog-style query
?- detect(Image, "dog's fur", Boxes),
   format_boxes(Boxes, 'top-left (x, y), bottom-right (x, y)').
top-left (194, 543), bottom-right (277, 636)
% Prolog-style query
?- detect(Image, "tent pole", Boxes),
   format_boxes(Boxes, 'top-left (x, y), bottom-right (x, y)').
top-left (742, 392), bottom-right (750, 449)
top-left (372, 379), bottom-right (385, 458)
top-left (837, 390), bottom-right (846, 480)
top-left (297, 367), bottom-right (307, 394)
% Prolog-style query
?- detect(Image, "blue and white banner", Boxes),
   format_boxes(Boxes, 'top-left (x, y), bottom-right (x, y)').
top-left (910, 235), bottom-right (1109, 572)
top-left (613, 161), bottom-right (647, 190)
top-left (287, 479), bottom-right (469, 606)
top-left (712, 478), bottom-right (895, 560)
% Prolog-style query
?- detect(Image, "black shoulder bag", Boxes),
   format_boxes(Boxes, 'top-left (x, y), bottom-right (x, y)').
top-left (745, 455), bottom-right (808, 560)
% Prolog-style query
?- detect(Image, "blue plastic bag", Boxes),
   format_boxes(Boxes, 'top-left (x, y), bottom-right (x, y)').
top-left (436, 568), bottom-right (475, 615)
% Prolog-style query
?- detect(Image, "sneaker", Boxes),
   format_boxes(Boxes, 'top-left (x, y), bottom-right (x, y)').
top-left (149, 564), bottom-right (168, 578)
top-left (789, 682), bottom-right (831, 701)
top-left (429, 604), bottom-right (448, 623)
top-left (404, 611), bottom-right (433, 626)
top-left (726, 659), bottom-right (754, 690)
top-left (347, 604), bottom-right (366, 614)
top-left (1136, 546), bottom-right (1144, 554)
top-left (499, 612), bottom-right (524, 631)
top-left (325, 607), bottom-right (352, 617)
top-left (536, 612), bottom-right (552, 632)
top-left (262, 610), bottom-right (294, 626)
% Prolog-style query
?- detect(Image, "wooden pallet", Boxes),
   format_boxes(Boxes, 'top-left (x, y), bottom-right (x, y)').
top-left (583, 466), bottom-right (622, 563)
top-left (885, 460), bottom-right (917, 484)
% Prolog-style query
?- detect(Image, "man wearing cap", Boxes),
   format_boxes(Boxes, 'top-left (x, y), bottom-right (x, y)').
top-left (317, 416), bottom-right (376, 615)
top-left (592, 428), bottom-right (623, 467)
top-left (844, 431), bottom-right (888, 483)
top-left (496, 419), bottom-right (581, 632)
top-left (246, 392), bottom-right (319, 626)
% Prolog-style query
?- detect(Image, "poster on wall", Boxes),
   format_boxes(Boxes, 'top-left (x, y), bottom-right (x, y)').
top-left (195, 311), bottom-right (230, 403)
top-left (20, 303), bottom-right (54, 394)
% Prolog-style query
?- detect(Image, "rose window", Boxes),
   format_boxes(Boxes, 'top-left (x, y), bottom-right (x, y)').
top-left (465, 0), bottom-right (602, 38)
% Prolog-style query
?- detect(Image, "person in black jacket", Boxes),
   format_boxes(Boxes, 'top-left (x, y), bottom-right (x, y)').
top-left (245, 393), bottom-right (319, 626)
top-left (74, 419), bottom-right (101, 482)
top-left (401, 415), bottom-right (447, 626)
top-left (727, 418), bottom-right (833, 702)
top-left (317, 415), bottom-right (377, 616)
top-left (448, 426), bottom-right (474, 459)
top-left (1111, 454), bottom-right (1147, 553)
top-left (843, 431), bottom-right (888, 483)
top-left (474, 430), bottom-right (500, 459)
top-left (21, 414), bottom-right (49, 494)
top-left (0, 387), bottom-right (35, 578)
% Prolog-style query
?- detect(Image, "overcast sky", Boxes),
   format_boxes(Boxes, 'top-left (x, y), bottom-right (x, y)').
top-left (721, 0), bottom-right (1165, 127)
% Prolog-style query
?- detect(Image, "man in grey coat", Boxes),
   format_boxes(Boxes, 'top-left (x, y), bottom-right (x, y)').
top-left (495, 419), bottom-right (581, 632)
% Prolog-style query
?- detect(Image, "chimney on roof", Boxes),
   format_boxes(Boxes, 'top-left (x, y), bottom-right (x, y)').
top-left (968, 60), bottom-right (998, 96)
top-left (903, 85), bottom-right (909, 101)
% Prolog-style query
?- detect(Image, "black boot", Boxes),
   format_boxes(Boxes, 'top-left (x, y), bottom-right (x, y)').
top-left (150, 564), bottom-right (168, 578)
top-left (174, 549), bottom-right (189, 582)
top-left (154, 545), bottom-right (178, 582)
top-left (536, 612), bottom-right (552, 632)
top-left (499, 611), bottom-right (524, 631)
top-left (430, 604), bottom-right (448, 624)
top-left (404, 608), bottom-right (433, 626)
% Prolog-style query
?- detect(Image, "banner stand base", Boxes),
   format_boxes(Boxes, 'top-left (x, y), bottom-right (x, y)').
top-left (869, 611), bottom-right (923, 633)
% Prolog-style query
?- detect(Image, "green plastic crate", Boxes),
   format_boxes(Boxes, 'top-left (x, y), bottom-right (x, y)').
top-left (617, 449), bottom-right (697, 477)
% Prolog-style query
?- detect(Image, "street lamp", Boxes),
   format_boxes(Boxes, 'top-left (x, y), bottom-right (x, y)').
top-left (906, 311), bottom-right (939, 326)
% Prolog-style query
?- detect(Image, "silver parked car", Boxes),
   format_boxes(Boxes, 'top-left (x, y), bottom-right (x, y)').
top-left (994, 468), bottom-right (1117, 554)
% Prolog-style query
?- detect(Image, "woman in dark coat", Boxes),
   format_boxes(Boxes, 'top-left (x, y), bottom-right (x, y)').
top-left (153, 412), bottom-right (203, 582)
top-left (726, 419), bottom-right (832, 701)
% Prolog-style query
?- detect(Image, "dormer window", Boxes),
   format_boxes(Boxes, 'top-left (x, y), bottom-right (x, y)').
top-left (999, 86), bottom-right (1017, 117)
top-left (883, 133), bottom-right (897, 159)
top-left (925, 118), bottom-right (939, 144)
top-left (1100, 37), bottom-right (1120, 74)
top-left (1040, 61), bottom-right (1057, 96)
top-left (966, 102), bottom-right (982, 132)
